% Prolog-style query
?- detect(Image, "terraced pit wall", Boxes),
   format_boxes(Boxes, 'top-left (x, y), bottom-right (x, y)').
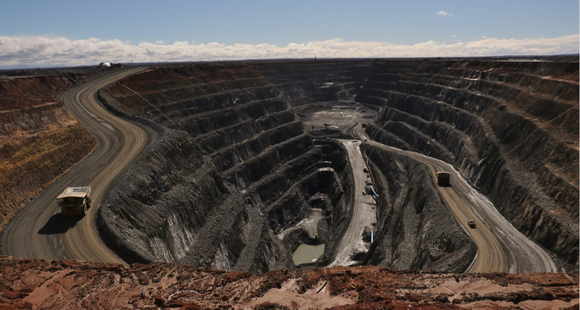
top-left (96, 59), bottom-right (579, 273)
top-left (276, 139), bottom-right (356, 267)
top-left (362, 144), bottom-right (476, 272)
top-left (97, 63), bottom-right (363, 273)
top-left (358, 59), bottom-right (579, 266)
top-left (0, 73), bottom-right (97, 229)
top-left (249, 59), bottom-right (372, 107)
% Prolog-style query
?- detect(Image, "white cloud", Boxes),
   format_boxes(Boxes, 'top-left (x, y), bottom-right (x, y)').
top-left (437, 10), bottom-right (452, 17)
top-left (0, 34), bottom-right (578, 68)
top-left (451, 34), bottom-right (457, 38)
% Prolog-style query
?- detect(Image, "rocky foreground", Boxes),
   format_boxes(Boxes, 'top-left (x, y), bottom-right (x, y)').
top-left (0, 256), bottom-right (577, 309)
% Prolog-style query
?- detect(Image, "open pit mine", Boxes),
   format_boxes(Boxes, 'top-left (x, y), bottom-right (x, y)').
top-left (0, 57), bottom-right (578, 309)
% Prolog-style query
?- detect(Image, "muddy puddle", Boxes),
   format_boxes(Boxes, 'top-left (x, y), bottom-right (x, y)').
top-left (293, 244), bottom-right (325, 266)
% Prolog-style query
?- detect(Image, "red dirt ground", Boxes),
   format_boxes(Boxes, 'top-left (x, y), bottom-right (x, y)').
top-left (0, 256), bottom-right (577, 309)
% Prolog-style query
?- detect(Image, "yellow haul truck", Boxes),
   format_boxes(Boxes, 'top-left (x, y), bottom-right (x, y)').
top-left (56, 187), bottom-right (92, 217)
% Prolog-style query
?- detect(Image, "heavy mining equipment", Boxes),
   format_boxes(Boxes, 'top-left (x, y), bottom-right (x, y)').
top-left (56, 187), bottom-right (92, 217)
top-left (468, 219), bottom-right (477, 228)
top-left (436, 171), bottom-right (451, 187)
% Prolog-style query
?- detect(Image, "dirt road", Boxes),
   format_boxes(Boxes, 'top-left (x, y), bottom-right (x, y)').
top-left (329, 139), bottom-right (377, 266)
top-left (351, 123), bottom-right (557, 273)
top-left (0, 68), bottom-right (150, 264)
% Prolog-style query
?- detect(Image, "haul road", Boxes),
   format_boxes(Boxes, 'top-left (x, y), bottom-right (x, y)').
top-left (0, 68), bottom-right (149, 264)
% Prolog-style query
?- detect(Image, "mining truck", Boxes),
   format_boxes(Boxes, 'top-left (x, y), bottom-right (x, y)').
top-left (56, 187), bottom-right (91, 217)
top-left (437, 171), bottom-right (451, 187)
top-left (468, 219), bottom-right (477, 228)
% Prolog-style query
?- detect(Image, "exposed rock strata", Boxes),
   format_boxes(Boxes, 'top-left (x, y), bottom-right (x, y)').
top-left (0, 73), bottom-right (97, 229)
top-left (97, 59), bottom-right (578, 273)
top-left (358, 59), bottom-right (579, 266)
top-left (98, 64), bottom-right (362, 273)
top-left (249, 59), bottom-right (372, 107)
top-left (361, 144), bottom-right (476, 272)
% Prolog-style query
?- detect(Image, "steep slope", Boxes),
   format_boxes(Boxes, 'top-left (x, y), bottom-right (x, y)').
top-left (362, 145), bottom-right (476, 273)
top-left (2, 58), bottom-right (575, 277)
top-left (97, 64), bottom-right (358, 273)
top-left (358, 59), bottom-right (579, 266)
top-left (0, 73), bottom-right (97, 229)
top-left (250, 59), bottom-right (372, 107)
top-left (96, 61), bottom-right (477, 274)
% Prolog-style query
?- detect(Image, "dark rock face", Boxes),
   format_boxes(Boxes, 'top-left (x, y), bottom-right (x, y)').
top-left (362, 145), bottom-right (476, 273)
top-left (96, 58), bottom-right (578, 274)
top-left (98, 63), bottom-right (363, 273)
top-left (359, 59), bottom-right (579, 266)
top-left (249, 59), bottom-right (372, 107)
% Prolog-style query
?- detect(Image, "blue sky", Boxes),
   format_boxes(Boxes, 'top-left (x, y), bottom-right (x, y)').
top-left (2, 0), bottom-right (578, 45)
top-left (0, 0), bottom-right (578, 67)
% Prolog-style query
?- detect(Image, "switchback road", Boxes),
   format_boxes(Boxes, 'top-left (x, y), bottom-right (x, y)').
top-left (350, 123), bottom-right (557, 273)
top-left (1, 68), bottom-right (149, 265)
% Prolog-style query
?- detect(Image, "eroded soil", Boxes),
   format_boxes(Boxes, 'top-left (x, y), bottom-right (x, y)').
top-left (0, 256), bottom-right (577, 310)
top-left (0, 71), bottom-right (99, 229)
